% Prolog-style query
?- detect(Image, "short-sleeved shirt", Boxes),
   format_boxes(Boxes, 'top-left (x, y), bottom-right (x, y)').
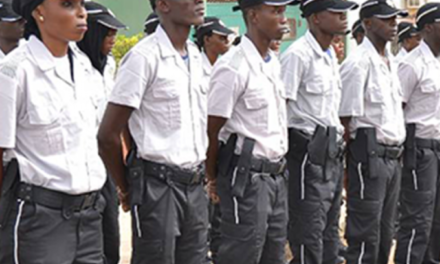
top-left (0, 36), bottom-right (106, 195)
top-left (339, 37), bottom-right (406, 145)
top-left (208, 36), bottom-right (288, 161)
top-left (400, 41), bottom-right (440, 140)
top-left (109, 25), bottom-right (208, 169)
top-left (202, 52), bottom-right (213, 89)
top-left (281, 30), bottom-right (344, 138)
top-left (395, 48), bottom-right (408, 65)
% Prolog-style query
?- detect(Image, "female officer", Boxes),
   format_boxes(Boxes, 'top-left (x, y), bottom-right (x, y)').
top-left (0, 0), bottom-right (106, 263)
top-left (77, 2), bottom-right (126, 264)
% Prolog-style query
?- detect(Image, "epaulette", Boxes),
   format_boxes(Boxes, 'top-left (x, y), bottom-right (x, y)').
top-left (229, 49), bottom-right (244, 71)
top-left (0, 51), bottom-right (26, 79)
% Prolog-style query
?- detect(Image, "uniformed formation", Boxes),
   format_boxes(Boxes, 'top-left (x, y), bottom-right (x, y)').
top-left (0, 0), bottom-right (439, 264)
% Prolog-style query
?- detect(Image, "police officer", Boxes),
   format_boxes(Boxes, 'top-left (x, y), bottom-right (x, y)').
top-left (351, 19), bottom-right (365, 45)
top-left (395, 22), bottom-right (421, 64)
top-left (144, 12), bottom-right (159, 36)
top-left (0, 0), bottom-right (107, 263)
top-left (97, 0), bottom-right (208, 263)
top-left (206, 0), bottom-right (292, 263)
top-left (395, 4), bottom-right (440, 264)
top-left (77, 2), bottom-right (127, 264)
top-left (339, 1), bottom-right (407, 263)
top-left (194, 17), bottom-right (234, 90)
top-left (280, 1), bottom-right (358, 263)
top-left (0, 0), bottom-right (24, 59)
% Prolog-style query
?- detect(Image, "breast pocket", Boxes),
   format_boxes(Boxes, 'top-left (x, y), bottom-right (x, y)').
top-left (420, 81), bottom-right (440, 110)
top-left (304, 78), bottom-right (330, 118)
top-left (151, 86), bottom-right (181, 131)
top-left (244, 93), bottom-right (269, 128)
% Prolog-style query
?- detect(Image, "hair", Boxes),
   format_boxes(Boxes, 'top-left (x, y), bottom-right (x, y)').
top-left (195, 30), bottom-right (213, 51)
top-left (149, 0), bottom-right (156, 10)
top-left (24, 16), bottom-right (41, 40)
top-left (77, 21), bottom-right (110, 75)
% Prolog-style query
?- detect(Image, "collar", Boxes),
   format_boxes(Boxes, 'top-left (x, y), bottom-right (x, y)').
top-left (27, 36), bottom-right (57, 71)
top-left (240, 35), bottom-right (275, 73)
top-left (305, 30), bottom-right (328, 58)
top-left (0, 48), bottom-right (5, 60)
top-left (398, 48), bottom-right (408, 57)
top-left (156, 25), bottom-right (193, 59)
top-left (202, 52), bottom-right (212, 75)
top-left (361, 36), bottom-right (392, 64)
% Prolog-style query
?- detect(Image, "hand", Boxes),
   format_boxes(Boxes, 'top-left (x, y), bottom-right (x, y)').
top-left (117, 188), bottom-right (130, 212)
top-left (206, 178), bottom-right (220, 204)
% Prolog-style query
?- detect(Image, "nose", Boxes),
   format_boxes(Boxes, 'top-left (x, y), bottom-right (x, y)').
top-left (280, 13), bottom-right (287, 25)
top-left (78, 5), bottom-right (87, 19)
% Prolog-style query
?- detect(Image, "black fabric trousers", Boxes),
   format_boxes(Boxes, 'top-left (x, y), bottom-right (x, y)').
top-left (287, 143), bottom-right (344, 264)
top-left (0, 194), bottom-right (105, 264)
top-left (130, 175), bottom-right (209, 264)
top-left (209, 201), bottom-right (222, 263)
top-left (216, 166), bottom-right (289, 264)
top-left (345, 150), bottom-right (401, 264)
top-left (101, 176), bottom-right (120, 264)
top-left (395, 147), bottom-right (440, 264)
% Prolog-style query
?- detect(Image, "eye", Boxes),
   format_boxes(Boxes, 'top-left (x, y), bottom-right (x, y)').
top-left (61, 0), bottom-right (73, 8)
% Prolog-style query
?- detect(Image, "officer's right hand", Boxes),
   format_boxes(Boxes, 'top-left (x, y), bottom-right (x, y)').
top-left (117, 189), bottom-right (130, 212)
top-left (206, 178), bottom-right (220, 204)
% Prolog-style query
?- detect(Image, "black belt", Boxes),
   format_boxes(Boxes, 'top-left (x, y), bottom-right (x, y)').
top-left (232, 155), bottom-right (287, 175)
top-left (377, 144), bottom-right (404, 159)
top-left (143, 160), bottom-right (205, 185)
top-left (415, 138), bottom-right (440, 151)
top-left (17, 183), bottom-right (98, 212)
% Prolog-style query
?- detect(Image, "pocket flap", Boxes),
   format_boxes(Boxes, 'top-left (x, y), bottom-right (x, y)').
top-left (244, 97), bottom-right (268, 110)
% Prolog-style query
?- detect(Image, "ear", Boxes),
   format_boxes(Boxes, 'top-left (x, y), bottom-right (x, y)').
top-left (424, 23), bottom-right (433, 34)
top-left (156, 0), bottom-right (170, 14)
top-left (311, 13), bottom-right (320, 25)
top-left (363, 19), bottom-right (372, 31)
top-left (204, 34), bottom-right (212, 45)
top-left (32, 5), bottom-right (44, 22)
top-left (248, 8), bottom-right (258, 25)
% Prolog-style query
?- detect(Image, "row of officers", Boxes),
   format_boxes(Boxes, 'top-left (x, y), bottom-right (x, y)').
top-left (0, 0), bottom-right (440, 263)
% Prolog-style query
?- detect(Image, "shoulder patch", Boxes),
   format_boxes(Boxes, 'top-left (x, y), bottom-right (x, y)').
top-left (229, 49), bottom-right (244, 71)
top-left (0, 51), bottom-right (27, 79)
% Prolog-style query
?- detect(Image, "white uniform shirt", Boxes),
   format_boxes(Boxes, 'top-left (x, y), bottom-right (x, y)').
top-left (202, 52), bottom-right (213, 89)
top-left (339, 37), bottom-right (406, 145)
top-left (281, 30), bottom-right (344, 138)
top-left (109, 25), bottom-right (207, 169)
top-left (0, 36), bottom-right (106, 195)
top-left (400, 41), bottom-right (440, 140)
top-left (0, 48), bottom-right (5, 61)
top-left (208, 36), bottom-right (288, 161)
top-left (395, 48), bottom-right (408, 65)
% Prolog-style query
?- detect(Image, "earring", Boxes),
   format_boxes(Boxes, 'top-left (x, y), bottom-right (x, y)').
top-left (39, 16), bottom-right (44, 22)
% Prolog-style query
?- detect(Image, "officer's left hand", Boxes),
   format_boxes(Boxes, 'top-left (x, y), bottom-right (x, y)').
top-left (206, 179), bottom-right (220, 204)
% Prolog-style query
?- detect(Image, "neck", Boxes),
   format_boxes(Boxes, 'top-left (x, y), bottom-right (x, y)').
top-left (245, 28), bottom-right (271, 60)
top-left (205, 48), bottom-right (218, 65)
top-left (366, 33), bottom-right (387, 56)
top-left (0, 38), bottom-right (20, 55)
top-left (309, 28), bottom-right (333, 51)
top-left (161, 21), bottom-right (190, 56)
top-left (424, 37), bottom-right (440, 58)
top-left (40, 33), bottom-right (69, 57)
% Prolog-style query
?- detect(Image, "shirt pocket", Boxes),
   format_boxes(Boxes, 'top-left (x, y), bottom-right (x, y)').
top-left (244, 92), bottom-right (269, 128)
top-left (419, 80), bottom-right (440, 110)
top-left (151, 86), bottom-right (181, 131)
top-left (304, 78), bottom-right (330, 118)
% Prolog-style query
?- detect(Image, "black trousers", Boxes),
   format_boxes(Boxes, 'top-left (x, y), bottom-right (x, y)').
top-left (345, 150), bottom-right (401, 264)
top-left (216, 166), bottom-right (288, 264)
top-left (130, 175), bottom-right (209, 264)
top-left (101, 176), bottom-right (120, 264)
top-left (287, 143), bottom-right (344, 264)
top-left (0, 194), bottom-right (105, 264)
top-left (395, 147), bottom-right (440, 264)
top-left (208, 201), bottom-right (222, 263)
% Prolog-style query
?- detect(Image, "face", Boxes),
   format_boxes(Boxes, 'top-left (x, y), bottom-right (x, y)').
top-left (34, 0), bottom-right (88, 43)
top-left (101, 28), bottom-right (117, 55)
top-left (355, 31), bottom-right (365, 45)
top-left (252, 5), bottom-right (288, 41)
top-left (205, 33), bottom-right (230, 56)
top-left (367, 16), bottom-right (398, 42)
top-left (314, 11), bottom-right (348, 35)
top-left (0, 19), bottom-right (25, 42)
top-left (157, 0), bottom-right (205, 26)
top-left (404, 34), bottom-right (421, 52)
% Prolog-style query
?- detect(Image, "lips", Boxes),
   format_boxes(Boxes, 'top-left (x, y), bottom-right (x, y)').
top-left (77, 24), bottom-right (88, 31)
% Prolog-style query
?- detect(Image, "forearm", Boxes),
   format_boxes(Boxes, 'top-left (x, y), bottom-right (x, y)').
top-left (206, 136), bottom-right (219, 181)
top-left (98, 134), bottom-right (128, 193)
top-left (0, 149), bottom-right (4, 200)
top-left (340, 117), bottom-right (352, 145)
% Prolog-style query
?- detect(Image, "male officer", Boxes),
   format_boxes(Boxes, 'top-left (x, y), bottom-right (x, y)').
top-left (205, 0), bottom-right (293, 263)
top-left (280, 1), bottom-right (358, 263)
top-left (395, 21), bottom-right (421, 64)
top-left (339, 1), bottom-right (407, 263)
top-left (0, 0), bottom-right (24, 59)
top-left (395, 3), bottom-right (440, 264)
top-left (351, 19), bottom-right (365, 45)
top-left (97, 0), bottom-right (209, 263)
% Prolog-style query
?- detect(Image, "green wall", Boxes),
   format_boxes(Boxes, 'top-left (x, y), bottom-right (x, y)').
top-left (96, 0), bottom-right (152, 36)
